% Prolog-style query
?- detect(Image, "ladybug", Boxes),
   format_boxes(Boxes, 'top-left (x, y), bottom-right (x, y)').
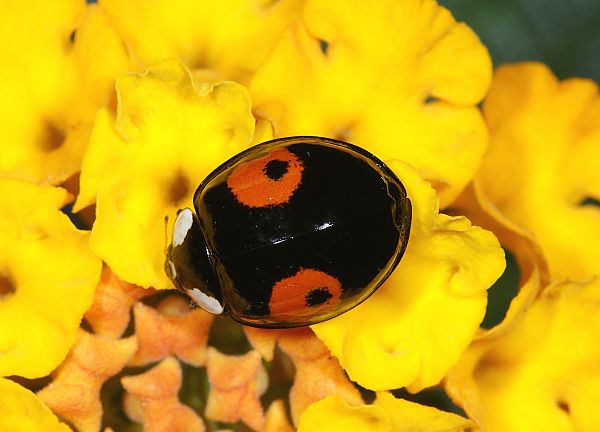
top-left (165, 136), bottom-right (411, 328)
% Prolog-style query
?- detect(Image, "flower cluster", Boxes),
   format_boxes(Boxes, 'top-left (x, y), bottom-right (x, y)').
top-left (1, 0), bottom-right (598, 431)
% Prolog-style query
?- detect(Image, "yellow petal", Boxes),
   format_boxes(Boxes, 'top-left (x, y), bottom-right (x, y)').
top-left (100, 0), bottom-right (304, 83)
top-left (298, 393), bottom-right (472, 432)
top-left (76, 59), bottom-right (255, 288)
top-left (0, 378), bottom-right (70, 432)
top-left (375, 392), bottom-right (472, 432)
top-left (0, 1), bottom-right (130, 184)
top-left (454, 181), bottom-right (549, 338)
top-left (297, 395), bottom-right (391, 432)
top-left (0, 179), bottom-right (102, 378)
top-left (446, 278), bottom-right (600, 432)
top-left (478, 62), bottom-right (600, 280)
top-left (0, 0), bottom-right (82, 183)
top-left (251, 0), bottom-right (491, 206)
top-left (312, 161), bottom-right (505, 391)
top-left (66, 4), bottom-right (132, 123)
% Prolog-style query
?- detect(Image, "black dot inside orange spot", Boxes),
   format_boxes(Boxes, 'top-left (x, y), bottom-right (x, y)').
top-left (305, 287), bottom-right (333, 307)
top-left (264, 159), bottom-right (289, 180)
top-left (227, 148), bottom-right (303, 208)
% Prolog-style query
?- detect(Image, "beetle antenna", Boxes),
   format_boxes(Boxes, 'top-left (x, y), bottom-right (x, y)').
top-left (163, 215), bottom-right (169, 256)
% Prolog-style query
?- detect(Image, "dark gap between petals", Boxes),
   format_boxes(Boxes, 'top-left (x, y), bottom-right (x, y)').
top-left (318, 39), bottom-right (330, 56)
top-left (579, 196), bottom-right (600, 208)
top-left (61, 173), bottom-right (97, 230)
top-left (100, 365), bottom-right (155, 431)
top-left (79, 317), bottom-right (94, 333)
top-left (353, 381), bottom-right (376, 404)
top-left (139, 289), bottom-right (177, 309)
top-left (260, 345), bottom-right (295, 418)
top-left (392, 387), bottom-right (466, 416)
top-left (424, 95), bottom-right (438, 104)
top-left (210, 421), bottom-right (253, 431)
top-left (61, 203), bottom-right (93, 230)
top-left (179, 363), bottom-right (209, 418)
top-left (481, 248), bottom-right (520, 329)
top-left (7, 375), bottom-right (53, 393)
top-left (207, 317), bottom-right (252, 355)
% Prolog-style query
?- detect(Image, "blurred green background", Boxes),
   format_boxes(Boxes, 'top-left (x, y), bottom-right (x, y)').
top-left (440, 0), bottom-right (600, 82)
top-left (405, 0), bottom-right (600, 414)
top-left (439, 0), bottom-right (600, 330)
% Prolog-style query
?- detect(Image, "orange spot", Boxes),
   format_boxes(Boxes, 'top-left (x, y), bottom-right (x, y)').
top-left (227, 148), bottom-right (303, 207)
top-left (269, 269), bottom-right (342, 317)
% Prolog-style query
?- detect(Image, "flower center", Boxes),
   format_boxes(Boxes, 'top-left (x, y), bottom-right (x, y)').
top-left (167, 170), bottom-right (190, 206)
top-left (38, 121), bottom-right (65, 152)
top-left (557, 400), bottom-right (570, 415)
top-left (0, 271), bottom-right (16, 300)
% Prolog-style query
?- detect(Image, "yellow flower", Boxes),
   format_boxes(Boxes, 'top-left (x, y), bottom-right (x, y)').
top-left (99, 0), bottom-right (304, 83)
top-left (298, 393), bottom-right (472, 432)
top-left (312, 161), bottom-right (505, 392)
top-left (0, 1), bottom-right (130, 184)
top-left (446, 278), bottom-right (600, 432)
top-left (0, 179), bottom-right (101, 378)
top-left (250, 0), bottom-right (492, 206)
top-left (0, 378), bottom-right (70, 432)
top-left (75, 59), bottom-right (257, 288)
top-left (455, 182), bottom-right (550, 337)
top-left (477, 62), bottom-right (600, 280)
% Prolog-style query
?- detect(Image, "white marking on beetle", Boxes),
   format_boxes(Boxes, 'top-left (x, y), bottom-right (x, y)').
top-left (167, 259), bottom-right (177, 279)
top-left (187, 288), bottom-right (224, 315)
top-left (172, 208), bottom-right (193, 247)
top-left (315, 221), bottom-right (333, 231)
